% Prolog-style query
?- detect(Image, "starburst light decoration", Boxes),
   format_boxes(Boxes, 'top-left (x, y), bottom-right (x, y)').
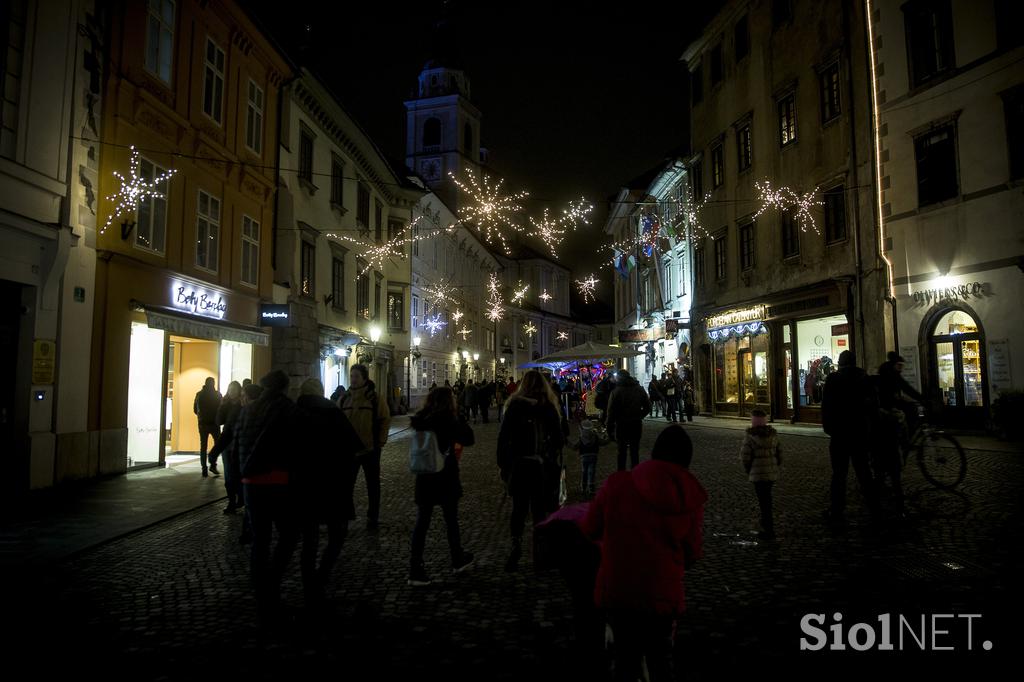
top-left (102, 145), bottom-right (177, 234)
top-left (422, 280), bottom-right (457, 308)
top-left (511, 282), bottom-right (529, 305)
top-left (576, 274), bottom-right (598, 304)
top-left (523, 322), bottom-right (537, 337)
top-left (449, 170), bottom-right (529, 254)
top-left (539, 290), bottom-right (553, 302)
top-left (753, 180), bottom-right (823, 233)
top-left (526, 199), bottom-right (594, 259)
top-left (423, 313), bottom-right (446, 337)
top-left (326, 218), bottom-right (432, 276)
top-left (556, 331), bottom-right (569, 342)
top-left (452, 308), bottom-right (464, 324)
top-left (458, 326), bottom-right (472, 340)
top-left (486, 272), bottom-right (505, 321)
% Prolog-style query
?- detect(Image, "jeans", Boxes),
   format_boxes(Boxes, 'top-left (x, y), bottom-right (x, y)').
top-left (244, 484), bottom-right (300, 617)
top-left (301, 506), bottom-right (349, 600)
top-left (410, 501), bottom-right (464, 568)
top-left (665, 397), bottom-right (679, 421)
top-left (351, 449), bottom-right (382, 523)
top-left (608, 610), bottom-right (676, 682)
top-left (615, 423), bottom-right (642, 471)
top-left (829, 439), bottom-right (879, 517)
top-left (198, 423), bottom-right (220, 471)
top-left (580, 455), bottom-right (597, 491)
top-left (753, 481), bottom-right (774, 534)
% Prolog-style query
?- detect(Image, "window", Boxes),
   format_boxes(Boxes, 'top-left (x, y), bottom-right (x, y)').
top-left (412, 223), bottom-right (420, 257)
top-left (739, 221), bottom-right (755, 271)
top-left (423, 118), bottom-right (441, 148)
top-left (779, 93), bottom-right (797, 147)
top-left (820, 63), bottom-right (841, 123)
top-left (773, 0), bottom-right (792, 28)
top-left (196, 190), bottom-right (220, 272)
top-left (299, 128), bottom-right (314, 183)
top-left (388, 220), bottom-right (402, 242)
top-left (714, 233), bottom-right (727, 281)
top-left (136, 157), bottom-right (169, 253)
top-left (202, 38), bottom-right (224, 123)
top-left (1003, 86), bottom-right (1024, 180)
top-left (691, 62), bottom-right (703, 105)
top-left (145, 0), bottom-right (175, 84)
top-left (690, 159), bottom-right (703, 200)
top-left (246, 80), bottom-right (263, 154)
top-left (375, 277), bottom-right (383, 321)
top-left (710, 43), bottom-right (724, 86)
top-left (300, 240), bottom-right (315, 298)
top-left (914, 123), bottom-right (959, 206)
top-left (411, 294), bottom-right (419, 328)
top-left (735, 15), bottom-right (749, 61)
top-left (712, 143), bottom-right (724, 188)
top-left (374, 201), bottom-right (383, 242)
top-left (331, 157), bottom-right (344, 206)
top-left (663, 259), bottom-right (674, 300)
top-left (824, 186), bottom-right (847, 243)
top-left (904, 0), bottom-right (954, 89)
top-left (781, 209), bottom-right (800, 258)
top-left (388, 292), bottom-right (404, 331)
top-left (357, 183), bottom-right (370, 234)
top-left (0, 0), bottom-right (27, 159)
top-left (331, 257), bottom-right (345, 310)
top-left (241, 215), bottom-right (259, 286)
top-left (356, 260), bottom-right (370, 319)
top-left (737, 124), bottom-right (752, 171)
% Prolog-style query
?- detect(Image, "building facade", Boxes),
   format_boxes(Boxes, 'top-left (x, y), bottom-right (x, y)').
top-left (0, 0), bottom-right (103, 491)
top-left (89, 0), bottom-right (291, 474)
top-left (274, 70), bottom-right (420, 409)
top-left (682, 0), bottom-right (890, 422)
top-left (870, 0), bottom-right (1024, 427)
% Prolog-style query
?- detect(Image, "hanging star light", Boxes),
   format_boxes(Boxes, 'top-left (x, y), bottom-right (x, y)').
top-left (753, 180), bottom-right (823, 234)
top-left (539, 290), bottom-right (553, 303)
top-left (423, 313), bottom-right (446, 337)
top-left (449, 170), bottom-right (529, 254)
top-left (326, 218), bottom-right (433, 276)
top-left (458, 325), bottom-right (472, 340)
top-left (527, 199), bottom-right (594, 259)
top-left (422, 280), bottom-right (458, 308)
top-left (102, 145), bottom-right (177, 235)
top-left (576, 274), bottom-right (598, 303)
top-left (556, 331), bottom-right (569, 342)
top-left (523, 321), bottom-right (537, 337)
top-left (511, 282), bottom-right (529, 305)
top-left (452, 308), bottom-right (464, 324)
top-left (485, 272), bottom-right (505, 321)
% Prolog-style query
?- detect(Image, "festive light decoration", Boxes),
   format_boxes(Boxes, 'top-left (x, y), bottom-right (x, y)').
top-left (458, 326), bottom-right (472, 340)
top-left (511, 282), bottom-right (529, 305)
top-left (423, 313), bottom-right (446, 337)
top-left (486, 272), bottom-right (504, 322)
top-left (752, 180), bottom-right (823, 234)
top-left (556, 331), bottom-right (569, 342)
top-left (527, 198), bottom-right (593, 259)
top-left (326, 218), bottom-right (434, 276)
top-left (102, 146), bottom-right (177, 234)
top-left (422, 280), bottom-right (457, 308)
top-left (449, 170), bottom-right (529, 254)
top-left (576, 273), bottom-right (598, 303)
top-left (523, 321), bottom-right (537, 337)
top-left (539, 290), bottom-right (553, 302)
top-left (451, 308), bottom-right (464, 324)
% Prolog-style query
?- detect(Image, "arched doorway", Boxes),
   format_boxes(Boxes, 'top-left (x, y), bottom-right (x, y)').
top-left (926, 307), bottom-right (988, 427)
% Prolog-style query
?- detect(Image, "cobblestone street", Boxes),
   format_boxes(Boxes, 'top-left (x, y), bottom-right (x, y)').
top-left (4, 417), bottom-right (1021, 680)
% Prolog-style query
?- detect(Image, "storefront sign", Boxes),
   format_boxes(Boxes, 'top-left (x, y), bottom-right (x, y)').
top-left (708, 320), bottom-right (765, 341)
top-left (32, 339), bottom-right (56, 385)
top-left (618, 327), bottom-right (662, 343)
top-left (988, 339), bottom-right (1011, 395)
top-left (911, 281), bottom-right (984, 305)
top-left (259, 304), bottom-right (291, 327)
top-left (898, 345), bottom-right (921, 393)
top-left (170, 281), bottom-right (227, 319)
top-left (706, 305), bottom-right (766, 330)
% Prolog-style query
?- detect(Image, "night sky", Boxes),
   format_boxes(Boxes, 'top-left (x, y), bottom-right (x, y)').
top-left (249, 0), bottom-right (722, 298)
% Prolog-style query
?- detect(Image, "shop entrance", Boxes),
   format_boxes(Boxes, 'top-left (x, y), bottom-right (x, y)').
top-left (928, 309), bottom-right (987, 427)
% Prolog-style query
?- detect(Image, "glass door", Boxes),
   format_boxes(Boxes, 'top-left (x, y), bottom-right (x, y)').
top-left (738, 349), bottom-right (753, 416)
top-left (930, 310), bottom-right (986, 427)
top-left (935, 341), bottom-right (957, 406)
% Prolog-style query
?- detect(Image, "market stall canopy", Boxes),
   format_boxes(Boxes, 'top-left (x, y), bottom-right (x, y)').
top-left (516, 360), bottom-right (576, 370)
top-left (537, 341), bottom-right (644, 363)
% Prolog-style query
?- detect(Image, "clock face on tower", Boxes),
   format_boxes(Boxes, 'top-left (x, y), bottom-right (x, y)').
top-left (420, 158), bottom-right (442, 182)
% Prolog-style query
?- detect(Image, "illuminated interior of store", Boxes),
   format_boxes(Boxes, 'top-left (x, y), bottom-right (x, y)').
top-left (796, 314), bottom-right (849, 407)
top-left (931, 310), bottom-right (983, 408)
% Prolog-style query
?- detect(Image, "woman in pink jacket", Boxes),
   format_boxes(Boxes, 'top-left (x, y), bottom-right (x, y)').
top-left (581, 424), bottom-right (706, 682)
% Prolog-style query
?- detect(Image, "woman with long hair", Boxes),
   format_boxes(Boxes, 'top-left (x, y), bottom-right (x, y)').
top-left (496, 370), bottom-right (565, 572)
top-left (407, 386), bottom-right (476, 586)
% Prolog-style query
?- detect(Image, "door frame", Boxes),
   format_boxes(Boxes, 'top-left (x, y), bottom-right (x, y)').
top-left (920, 302), bottom-right (989, 427)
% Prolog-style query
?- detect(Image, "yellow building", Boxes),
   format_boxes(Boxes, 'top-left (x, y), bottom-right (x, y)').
top-left (89, 0), bottom-right (292, 472)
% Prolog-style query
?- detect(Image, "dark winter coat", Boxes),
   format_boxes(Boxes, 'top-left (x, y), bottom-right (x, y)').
top-left (581, 460), bottom-right (707, 614)
top-left (462, 383), bottom-right (479, 407)
top-left (594, 378), bottom-right (614, 410)
top-left (477, 382), bottom-right (494, 408)
top-left (606, 376), bottom-right (652, 432)
top-left (876, 360), bottom-right (923, 410)
top-left (209, 396), bottom-right (242, 459)
top-left (410, 411), bottom-right (475, 506)
top-left (647, 380), bottom-right (664, 402)
top-left (236, 389), bottom-right (296, 479)
top-left (293, 394), bottom-right (360, 516)
top-left (497, 395), bottom-right (564, 497)
top-left (821, 366), bottom-right (876, 440)
top-left (193, 386), bottom-right (222, 425)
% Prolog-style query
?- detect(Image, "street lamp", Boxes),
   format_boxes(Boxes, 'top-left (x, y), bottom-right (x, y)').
top-left (369, 326), bottom-right (381, 344)
top-left (407, 336), bottom-right (422, 413)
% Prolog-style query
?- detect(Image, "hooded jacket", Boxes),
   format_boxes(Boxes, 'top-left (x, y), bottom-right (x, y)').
top-left (338, 380), bottom-right (391, 453)
top-left (606, 376), bottom-right (652, 430)
top-left (740, 425), bottom-right (782, 482)
top-left (581, 459), bottom-right (706, 614)
top-left (497, 394), bottom-right (564, 496)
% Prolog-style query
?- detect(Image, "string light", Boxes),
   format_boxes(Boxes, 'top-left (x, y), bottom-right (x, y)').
top-left (423, 313), bottom-right (446, 337)
top-left (752, 180), bottom-right (823, 234)
top-left (452, 308), bottom-right (464, 324)
top-left (511, 281), bottom-right (529, 305)
top-left (458, 325), bottom-right (472, 340)
top-left (102, 145), bottom-right (177, 234)
top-left (539, 290), bottom-right (552, 302)
top-left (527, 198), bottom-right (593, 259)
top-left (422, 280), bottom-right (458, 308)
top-left (326, 218), bottom-right (435, 277)
top-left (523, 321), bottom-right (537, 337)
top-left (576, 273), bottom-right (598, 303)
top-left (449, 170), bottom-right (529, 254)
top-left (556, 331), bottom-right (569, 341)
top-left (486, 272), bottom-right (504, 321)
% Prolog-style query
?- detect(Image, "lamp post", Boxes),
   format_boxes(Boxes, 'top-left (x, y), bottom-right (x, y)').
top-left (473, 352), bottom-right (479, 380)
top-left (408, 336), bottom-right (421, 413)
top-left (461, 349), bottom-right (469, 382)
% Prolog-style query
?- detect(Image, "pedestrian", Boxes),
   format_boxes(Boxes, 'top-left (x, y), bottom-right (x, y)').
top-left (495, 378), bottom-right (508, 422)
top-left (407, 386), bottom-right (476, 586)
top-left (444, 379), bottom-right (452, 389)
top-left (497, 369), bottom-right (565, 572)
top-left (477, 380), bottom-right (493, 424)
top-left (506, 377), bottom-right (518, 396)
top-left (647, 377), bottom-right (664, 418)
top-left (662, 373), bottom-right (679, 423)
top-left (329, 383), bottom-right (346, 403)
top-left (462, 379), bottom-right (479, 424)
top-left (337, 363), bottom-right (392, 532)
top-left (230, 383), bottom-right (263, 541)
top-left (594, 374), bottom-right (614, 423)
top-left (821, 349), bottom-right (880, 527)
top-left (293, 378), bottom-right (360, 607)
top-left (581, 424), bottom-right (706, 682)
top-left (682, 378), bottom-right (696, 422)
top-left (740, 409), bottom-right (782, 540)
top-left (193, 377), bottom-right (223, 477)
top-left (576, 419), bottom-right (601, 496)
top-left (429, 381), bottom-right (438, 392)
top-left (871, 352), bottom-right (922, 517)
top-left (606, 370), bottom-right (652, 471)
top-left (209, 381), bottom-right (243, 509)
top-left (235, 370), bottom-right (298, 625)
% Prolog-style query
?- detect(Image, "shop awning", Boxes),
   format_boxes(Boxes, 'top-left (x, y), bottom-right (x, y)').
top-left (143, 306), bottom-right (269, 346)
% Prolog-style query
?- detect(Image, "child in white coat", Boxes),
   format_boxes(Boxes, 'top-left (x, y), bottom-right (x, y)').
top-left (740, 409), bottom-right (782, 539)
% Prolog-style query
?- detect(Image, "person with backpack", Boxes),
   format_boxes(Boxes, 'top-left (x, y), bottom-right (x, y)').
top-left (337, 363), bottom-right (391, 532)
top-left (606, 370), bottom-right (652, 471)
top-left (740, 409), bottom-right (782, 540)
top-left (576, 419), bottom-right (601, 496)
top-left (407, 386), bottom-right (476, 586)
top-left (293, 377), bottom-right (361, 606)
top-left (193, 377), bottom-right (223, 477)
top-left (497, 369), bottom-right (565, 572)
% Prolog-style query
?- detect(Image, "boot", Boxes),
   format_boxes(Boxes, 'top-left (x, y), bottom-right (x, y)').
top-left (505, 537), bottom-right (522, 573)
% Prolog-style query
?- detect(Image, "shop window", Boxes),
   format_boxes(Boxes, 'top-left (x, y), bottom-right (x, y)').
top-left (136, 157), bottom-right (170, 254)
top-left (196, 190), bottom-right (220, 273)
top-left (904, 0), bottom-right (954, 89)
top-left (331, 257), bottom-right (345, 311)
top-left (240, 215), bottom-right (259, 286)
top-left (145, 0), bottom-right (175, 85)
top-left (202, 37), bottom-right (224, 124)
top-left (734, 15), bottom-right (749, 61)
top-left (797, 314), bottom-right (849, 406)
top-left (914, 123), bottom-right (959, 207)
top-left (246, 80), bottom-right (264, 154)
top-left (300, 240), bottom-right (315, 299)
top-left (712, 143), bottom-right (724, 188)
top-left (779, 93), bottom-right (797, 147)
top-left (824, 186), bottom-right (847, 243)
top-left (691, 61), bottom-right (703, 105)
top-left (931, 310), bottom-right (983, 408)
top-left (737, 123), bottom-right (752, 172)
top-left (388, 292), bottom-right (404, 331)
top-left (820, 62), bottom-right (841, 124)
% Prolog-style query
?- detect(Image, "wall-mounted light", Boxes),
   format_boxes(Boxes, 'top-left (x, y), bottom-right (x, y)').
top-left (473, 353), bottom-right (479, 361)
top-left (370, 326), bottom-right (381, 344)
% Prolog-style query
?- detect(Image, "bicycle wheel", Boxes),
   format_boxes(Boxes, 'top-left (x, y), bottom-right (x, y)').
top-left (916, 432), bottom-right (967, 489)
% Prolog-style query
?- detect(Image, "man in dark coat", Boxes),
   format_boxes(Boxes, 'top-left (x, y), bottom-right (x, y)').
top-left (193, 377), bottom-right (222, 477)
top-left (477, 380), bottom-right (494, 424)
top-left (821, 350), bottom-right (880, 526)
top-left (606, 370), bottom-right (652, 471)
top-left (462, 380), bottom-right (479, 424)
top-left (594, 375), bottom-right (614, 422)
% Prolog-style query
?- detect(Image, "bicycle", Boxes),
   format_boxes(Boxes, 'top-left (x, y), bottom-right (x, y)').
top-left (904, 405), bottom-right (967, 489)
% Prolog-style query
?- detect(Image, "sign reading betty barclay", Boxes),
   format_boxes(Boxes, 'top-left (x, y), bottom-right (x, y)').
top-left (171, 282), bottom-right (227, 319)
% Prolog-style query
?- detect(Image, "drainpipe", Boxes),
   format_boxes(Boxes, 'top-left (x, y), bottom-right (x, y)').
top-left (842, 0), bottom-right (868, 364)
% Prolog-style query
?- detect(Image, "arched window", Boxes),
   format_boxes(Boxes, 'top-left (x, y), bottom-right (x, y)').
top-left (423, 118), bottom-right (441, 147)
top-left (464, 123), bottom-right (473, 154)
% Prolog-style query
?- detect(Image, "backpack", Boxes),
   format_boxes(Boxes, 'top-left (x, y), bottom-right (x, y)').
top-left (409, 430), bottom-right (446, 474)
